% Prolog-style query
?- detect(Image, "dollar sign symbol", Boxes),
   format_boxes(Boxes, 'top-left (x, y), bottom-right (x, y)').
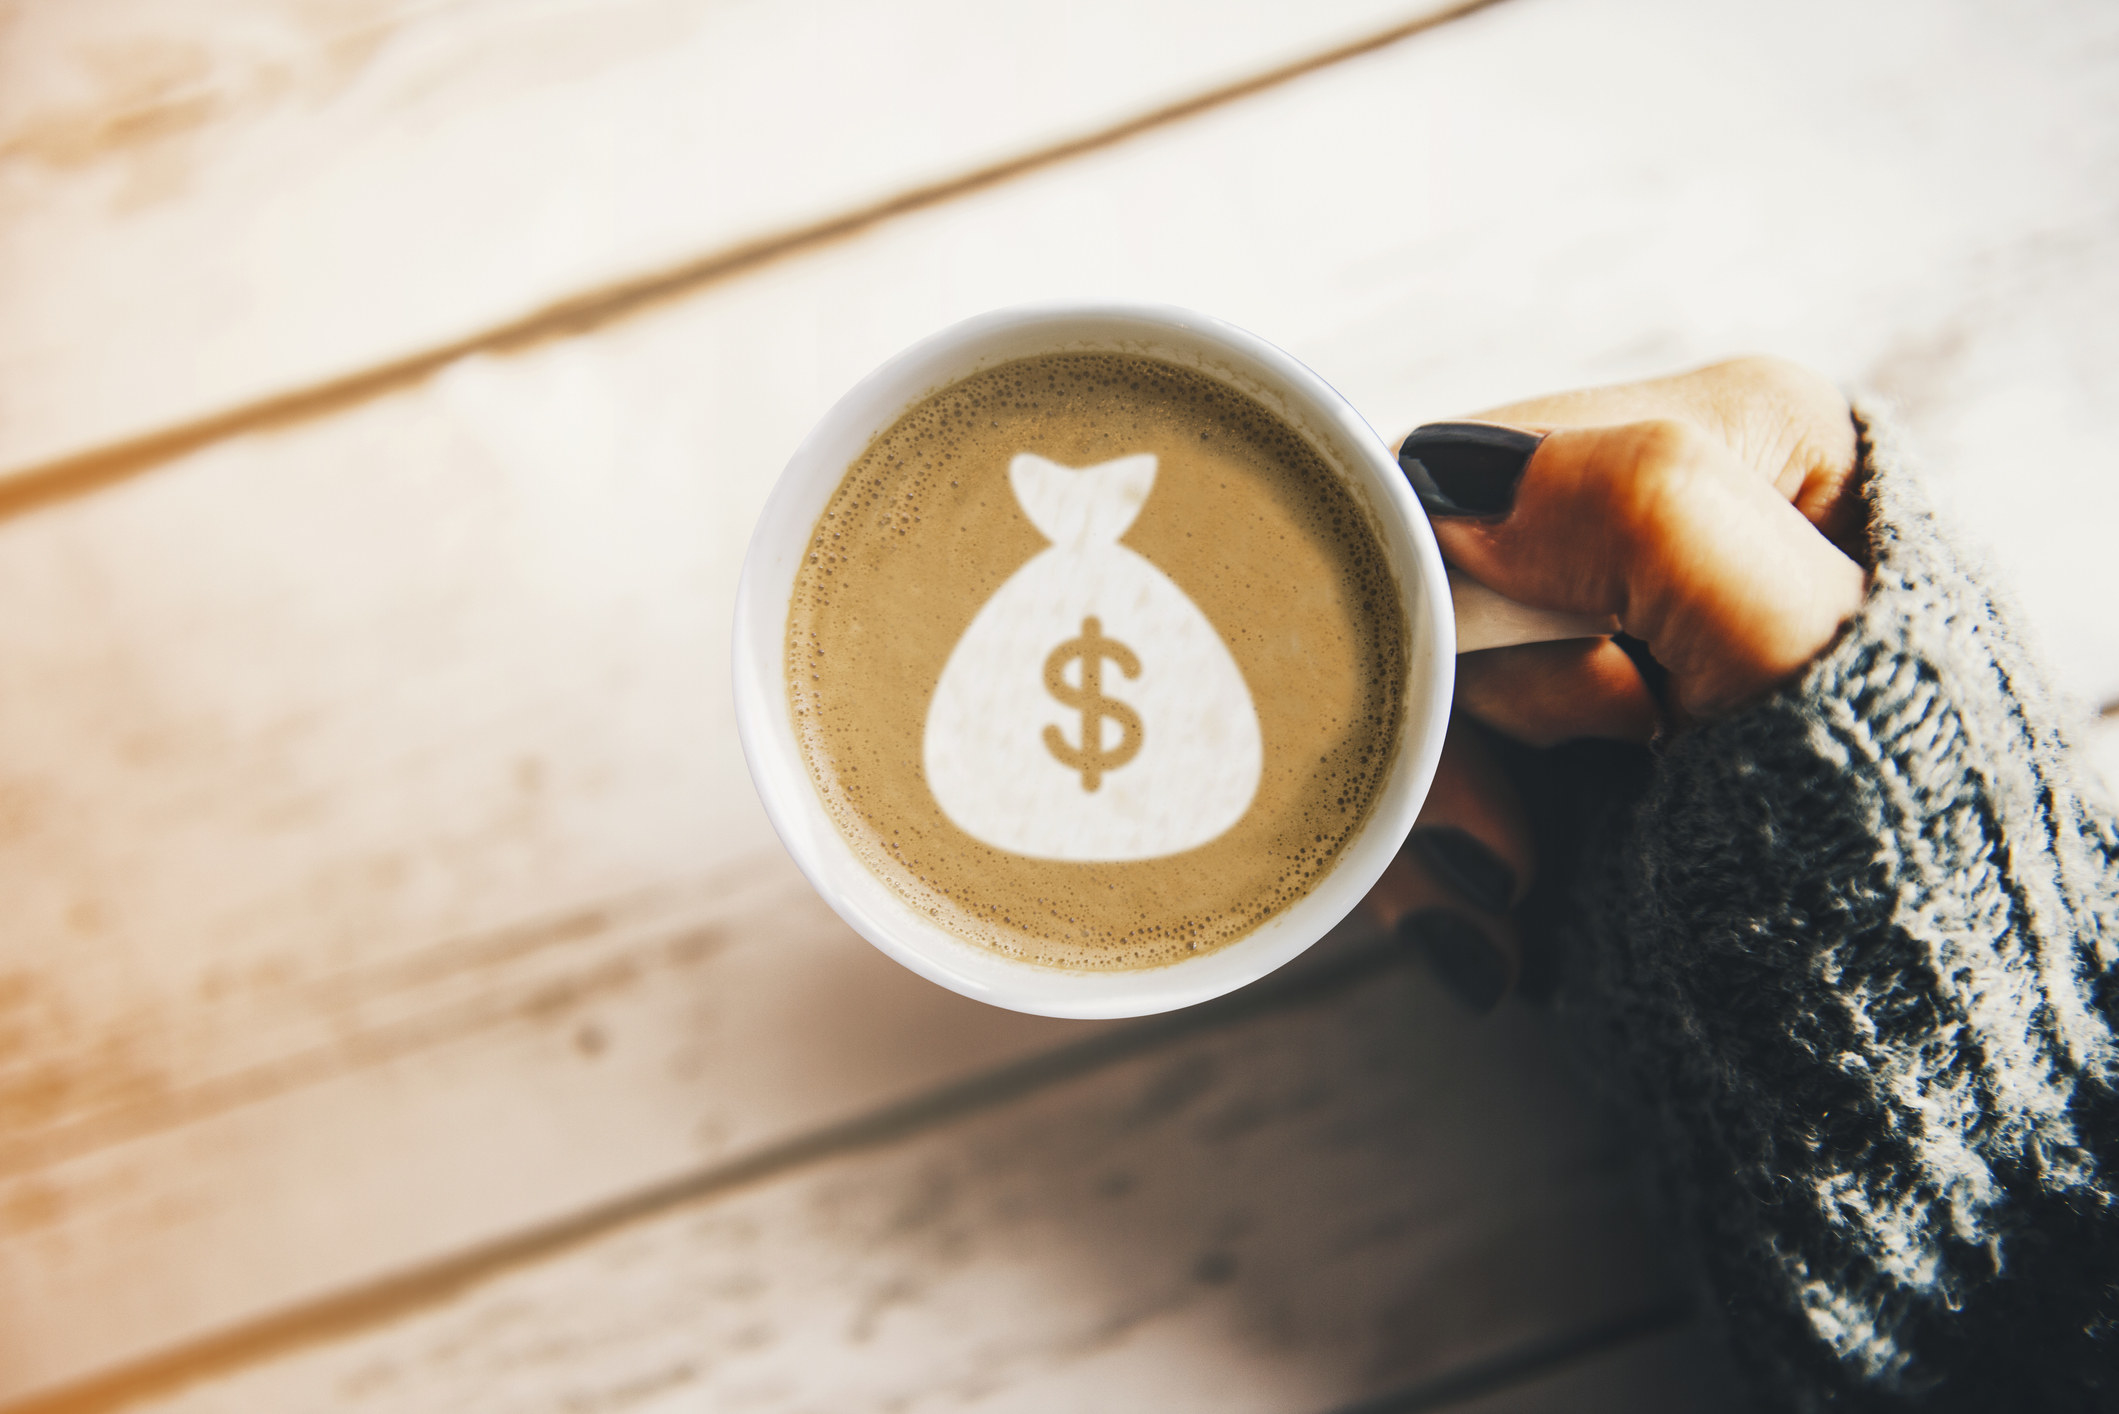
top-left (1042, 615), bottom-right (1143, 792)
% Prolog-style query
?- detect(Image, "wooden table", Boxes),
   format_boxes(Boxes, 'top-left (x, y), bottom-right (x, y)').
top-left (3, 1), bottom-right (2115, 1408)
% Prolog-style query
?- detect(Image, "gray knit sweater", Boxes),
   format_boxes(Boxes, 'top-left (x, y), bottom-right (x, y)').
top-left (1560, 407), bottom-right (2119, 1410)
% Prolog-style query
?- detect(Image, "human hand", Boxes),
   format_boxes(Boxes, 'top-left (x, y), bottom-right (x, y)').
top-left (1411, 356), bottom-right (1867, 735)
top-left (1366, 358), bottom-right (1868, 1006)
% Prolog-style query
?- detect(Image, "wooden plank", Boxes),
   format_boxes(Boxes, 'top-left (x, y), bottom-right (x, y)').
top-left (1431, 1324), bottom-right (1744, 1414)
top-left (49, 966), bottom-right (1709, 1414)
top-left (0, 0), bottom-right (1455, 480)
top-left (0, 865), bottom-right (1113, 1402)
top-left (4, 0), bottom-right (2117, 1399)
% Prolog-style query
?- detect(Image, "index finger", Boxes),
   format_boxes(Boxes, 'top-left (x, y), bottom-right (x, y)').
top-left (1470, 357), bottom-right (1861, 550)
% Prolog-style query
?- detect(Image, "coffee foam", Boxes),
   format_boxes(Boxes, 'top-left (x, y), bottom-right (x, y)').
top-left (787, 352), bottom-right (1408, 971)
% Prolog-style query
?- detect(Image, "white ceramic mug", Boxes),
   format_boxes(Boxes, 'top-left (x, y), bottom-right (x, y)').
top-left (732, 302), bottom-right (1600, 1019)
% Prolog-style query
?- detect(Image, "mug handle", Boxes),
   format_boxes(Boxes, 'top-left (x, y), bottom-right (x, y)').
top-left (1449, 567), bottom-right (1616, 654)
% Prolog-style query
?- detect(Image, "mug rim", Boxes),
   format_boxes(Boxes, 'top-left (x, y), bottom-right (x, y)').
top-left (731, 301), bottom-right (1455, 1018)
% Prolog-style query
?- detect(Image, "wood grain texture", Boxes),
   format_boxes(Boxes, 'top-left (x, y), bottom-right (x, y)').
top-left (58, 965), bottom-right (1725, 1414)
top-left (2, 0), bottom-right (2116, 1400)
top-left (1, 865), bottom-right (1119, 1402)
top-left (1420, 1325), bottom-right (1740, 1414)
top-left (0, 0), bottom-right (1458, 481)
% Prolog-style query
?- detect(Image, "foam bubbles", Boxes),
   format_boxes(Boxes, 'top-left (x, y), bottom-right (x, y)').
top-left (787, 352), bottom-right (1408, 971)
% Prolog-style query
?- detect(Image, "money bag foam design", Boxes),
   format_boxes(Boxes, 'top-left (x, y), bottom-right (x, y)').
top-left (924, 452), bottom-right (1263, 862)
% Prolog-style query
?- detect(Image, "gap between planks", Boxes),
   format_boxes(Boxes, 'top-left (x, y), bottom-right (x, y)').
top-left (0, 0), bottom-right (1508, 527)
top-left (0, 868), bottom-right (761, 1179)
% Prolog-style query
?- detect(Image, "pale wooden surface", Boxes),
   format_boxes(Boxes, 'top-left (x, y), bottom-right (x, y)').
top-left (2, 0), bottom-right (2116, 1407)
top-left (82, 957), bottom-right (1727, 1413)
top-left (0, 0), bottom-right (1455, 480)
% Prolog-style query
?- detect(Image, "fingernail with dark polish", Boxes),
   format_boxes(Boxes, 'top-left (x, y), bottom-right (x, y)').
top-left (1400, 908), bottom-right (1512, 1014)
top-left (1408, 826), bottom-right (1516, 914)
top-left (1398, 422), bottom-right (1543, 517)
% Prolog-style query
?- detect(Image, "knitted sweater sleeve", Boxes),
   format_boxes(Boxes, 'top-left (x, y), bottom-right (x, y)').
top-left (1562, 406), bottom-right (2119, 1411)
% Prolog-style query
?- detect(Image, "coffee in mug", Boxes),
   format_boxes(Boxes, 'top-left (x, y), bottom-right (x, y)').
top-left (784, 351), bottom-right (1408, 971)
